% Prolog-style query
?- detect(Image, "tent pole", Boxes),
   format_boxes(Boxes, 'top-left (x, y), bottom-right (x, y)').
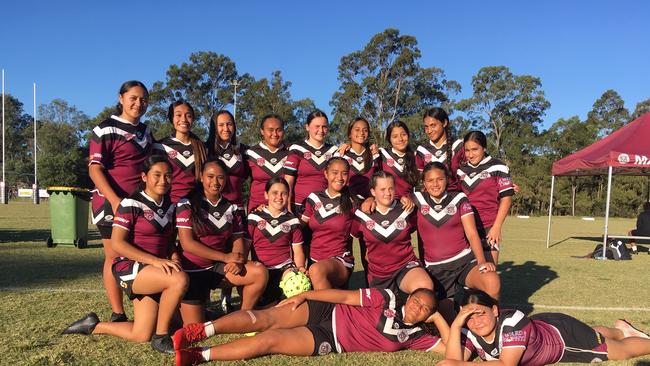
top-left (602, 166), bottom-right (613, 259)
top-left (546, 176), bottom-right (555, 248)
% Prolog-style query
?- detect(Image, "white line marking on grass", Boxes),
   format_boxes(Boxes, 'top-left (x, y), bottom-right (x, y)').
top-left (505, 304), bottom-right (650, 312)
top-left (0, 287), bottom-right (104, 293)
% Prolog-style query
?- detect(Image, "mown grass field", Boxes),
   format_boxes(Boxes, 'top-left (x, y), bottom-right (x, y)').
top-left (1, 200), bottom-right (650, 365)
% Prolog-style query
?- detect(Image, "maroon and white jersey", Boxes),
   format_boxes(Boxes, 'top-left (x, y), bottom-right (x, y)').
top-left (351, 201), bottom-right (418, 280)
top-left (333, 288), bottom-right (441, 353)
top-left (302, 191), bottom-right (354, 262)
top-left (413, 190), bottom-right (474, 263)
top-left (153, 137), bottom-right (196, 204)
top-left (112, 191), bottom-right (175, 259)
top-left (457, 156), bottom-right (514, 229)
top-left (211, 143), bottom-right (249, 208)
top-left (89, 115), bottom-right (153, 225)
top-left (247, 208), bottom-right (303, 269)
top-left (245, 142), bottom-right (290, 211)
top-left (416, 139), bottom-right (464, 191)
top-left (378, 147), bottom-right (415, 199)
top-left (336, 149), bottom-right (380, 199)
top-left (283, 140), bottom-right (338, 205)
top-left (176, 197), bottom-right (244, 270)
top-left (463, 309), bottom-right (570, 366)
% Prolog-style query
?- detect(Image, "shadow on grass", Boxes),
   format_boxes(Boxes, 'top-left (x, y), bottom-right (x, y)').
top-left (0, 229), bottom-right (51, 244)
top-left (499, 260), bottom-right (558, 314)
top-left (0, 251), bottom-right (102, 288)
top-left (0, 228), bottom-right (102, 246)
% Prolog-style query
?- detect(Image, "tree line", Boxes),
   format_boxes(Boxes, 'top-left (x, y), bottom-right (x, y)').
top-left (2, 29), bottom-right (649, 217)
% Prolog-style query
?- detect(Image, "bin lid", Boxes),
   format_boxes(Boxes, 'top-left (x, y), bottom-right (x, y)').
top-left (46, 186), bottom-right (91, 193)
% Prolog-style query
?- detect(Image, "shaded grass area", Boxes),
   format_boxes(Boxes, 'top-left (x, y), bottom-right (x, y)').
top-left (1, 201), bottom-right (650, 365)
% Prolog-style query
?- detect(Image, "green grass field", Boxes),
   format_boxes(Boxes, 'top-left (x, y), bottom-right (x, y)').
top-left (1, 201), bottom-right (650, 365)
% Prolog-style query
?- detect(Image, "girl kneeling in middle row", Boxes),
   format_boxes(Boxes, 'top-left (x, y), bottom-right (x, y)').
top-left (176, 158), bottom-right (268, 324)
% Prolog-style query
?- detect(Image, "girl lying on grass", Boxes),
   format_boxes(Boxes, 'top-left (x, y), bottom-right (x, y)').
top-left (440, 288), bottom-right (650, 366)
top-left (173, 287), bottom-right (449, 365)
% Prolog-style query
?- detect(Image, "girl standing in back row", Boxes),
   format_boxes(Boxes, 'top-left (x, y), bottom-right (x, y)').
top-left (88, 80), bottom-right (154, 323)
top-left (456, 131), bottom-right (513, 264)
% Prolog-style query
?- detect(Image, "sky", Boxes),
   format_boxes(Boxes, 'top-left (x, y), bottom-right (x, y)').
top-left (1, 0), bottom-right (648, 129)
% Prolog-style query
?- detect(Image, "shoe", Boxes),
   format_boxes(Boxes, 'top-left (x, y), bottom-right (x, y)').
top-left (151, 334), bottom-right (175, 354)
top-left (61, 312), bottom-right (100, 335)
top-left (173, 323), bottom-right (207, 351)
top-left (220, 295), bottom-right (233, 315)
top-left (110, 312), bottom-right (128, 322)
top-left (176, 347), bottom-right (205, 366)
top-left (615, 319), bottom-right (650, 339)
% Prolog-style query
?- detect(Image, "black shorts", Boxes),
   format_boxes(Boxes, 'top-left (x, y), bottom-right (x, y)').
top-left (630, 229), bottom-right (650, 236)
top-left (426, 251), bottom-right (476, 300)
top-left (305, 300), bottom-right (337, 356)
top-left (97, 224), bottom-right (113, 240)
top-left (182, 263), bottom-right (227, 305)
top-left (531, 313), bottom-right (609, 363)
top-left (369, 260), bottom-right (421, 297)
top-left (257, 263), bottom-right (296, 307)
top-left (111, 258), bottom-right (160, 302)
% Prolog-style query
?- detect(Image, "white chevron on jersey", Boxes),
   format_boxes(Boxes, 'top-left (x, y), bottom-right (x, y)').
top-left (218, 150), bottom-right (243, 169)
top-left (354, 204), bottom-right (412, 239)
top-left (120, 196), bottom-right (175, 228)
top-left (290, 143), bottom-right (339, 166)
top-left (413, 191), bottom-right (471, 221)
top-left (92, 119), bottom-right (151, 150)
top-left (380, 289), bottom-right (422, 341)
top-left (380, 148), bottom-right (406, 173)
top-left (154, 142), bottom-right (195, 168)
top-left (457, 160), bottom-right (510, 187)
top-left (306, 193), bottom-right (341, 218)
top-left (248, 213), bottom-right (301, 237)
top-left (246, 149), bottom-right (286, 173)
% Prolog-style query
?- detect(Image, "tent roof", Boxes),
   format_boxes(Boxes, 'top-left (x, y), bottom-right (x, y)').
top-left (552, 112), bottom-right (650, 176)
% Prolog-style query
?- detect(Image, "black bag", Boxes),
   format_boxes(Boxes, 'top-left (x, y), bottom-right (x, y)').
top-left (592, 240), bottom-right (632, 260)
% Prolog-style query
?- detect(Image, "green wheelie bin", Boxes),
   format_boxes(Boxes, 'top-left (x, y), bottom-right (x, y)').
top-left (46, 187), bottom-right (91, 248)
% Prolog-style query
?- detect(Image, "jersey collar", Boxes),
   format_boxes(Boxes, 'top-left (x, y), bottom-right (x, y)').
top-left (467, 155), bottom-right (492, 168)
top-left (111, 114), bottom-right (139, 126)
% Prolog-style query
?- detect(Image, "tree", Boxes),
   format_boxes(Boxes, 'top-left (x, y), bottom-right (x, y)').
top-left (546, 116), bottom-right (598, 216)
top-left (1, 94), bottom-right (33, 187)
top-left (36, 121), bottom-right (88, 187)
top-left (632, 98), bottom-right (650, 119)
top-left (147, 51), bottom-right (240, 139)
top-left (586, 89), bottom-right (630, 137)
top-left (38, 98), bottom-right (90, 142)
top-left (330, 28), bottom-right (460, 143)
top-left (456, 66), bottom-right (550, 162)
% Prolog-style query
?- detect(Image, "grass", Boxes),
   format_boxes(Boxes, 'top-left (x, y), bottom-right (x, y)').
top-left (1, 200), bottom-right (650, 365)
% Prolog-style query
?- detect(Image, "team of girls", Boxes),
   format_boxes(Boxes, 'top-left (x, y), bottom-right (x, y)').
top-left (78, 80), bottom-right (521, 357)
top-left (173, 287), bottom-right (449, 365)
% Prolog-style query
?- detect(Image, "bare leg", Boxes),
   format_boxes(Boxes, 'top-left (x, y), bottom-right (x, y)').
top-left (132, 266), bottom-right (188, 335)
top-left (101, 238), bottom-right (124, 314)
top-left (464, 265), bottom-right (501, 300)
top-left (309, 259), bottom-right (350, 290)
top-left (399, 267), bottom-right (434, 294)
top-left (605, 336), bottom-right (650, 360)
top-left (208, 327), bottom-right (315, 361)
top-left (93, 296), bottom-right (159, 342)
top-left (208, 300), bottom-right (310, 334)
top-left (594, 326), bottom-right (624, 341)
top-left (180, 303), bottom-right (205, 326)
top-left (224, 261), bottom-right (268, 310)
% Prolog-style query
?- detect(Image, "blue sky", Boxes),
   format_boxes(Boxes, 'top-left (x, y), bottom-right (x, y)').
top-left (1, 0), bottom-right (648, 129)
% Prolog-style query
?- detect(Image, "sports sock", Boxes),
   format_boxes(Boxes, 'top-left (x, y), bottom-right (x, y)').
top-left (204, 322), bottom-right (215, 337)
top-left (201, 347), bottom-right (211, 361)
